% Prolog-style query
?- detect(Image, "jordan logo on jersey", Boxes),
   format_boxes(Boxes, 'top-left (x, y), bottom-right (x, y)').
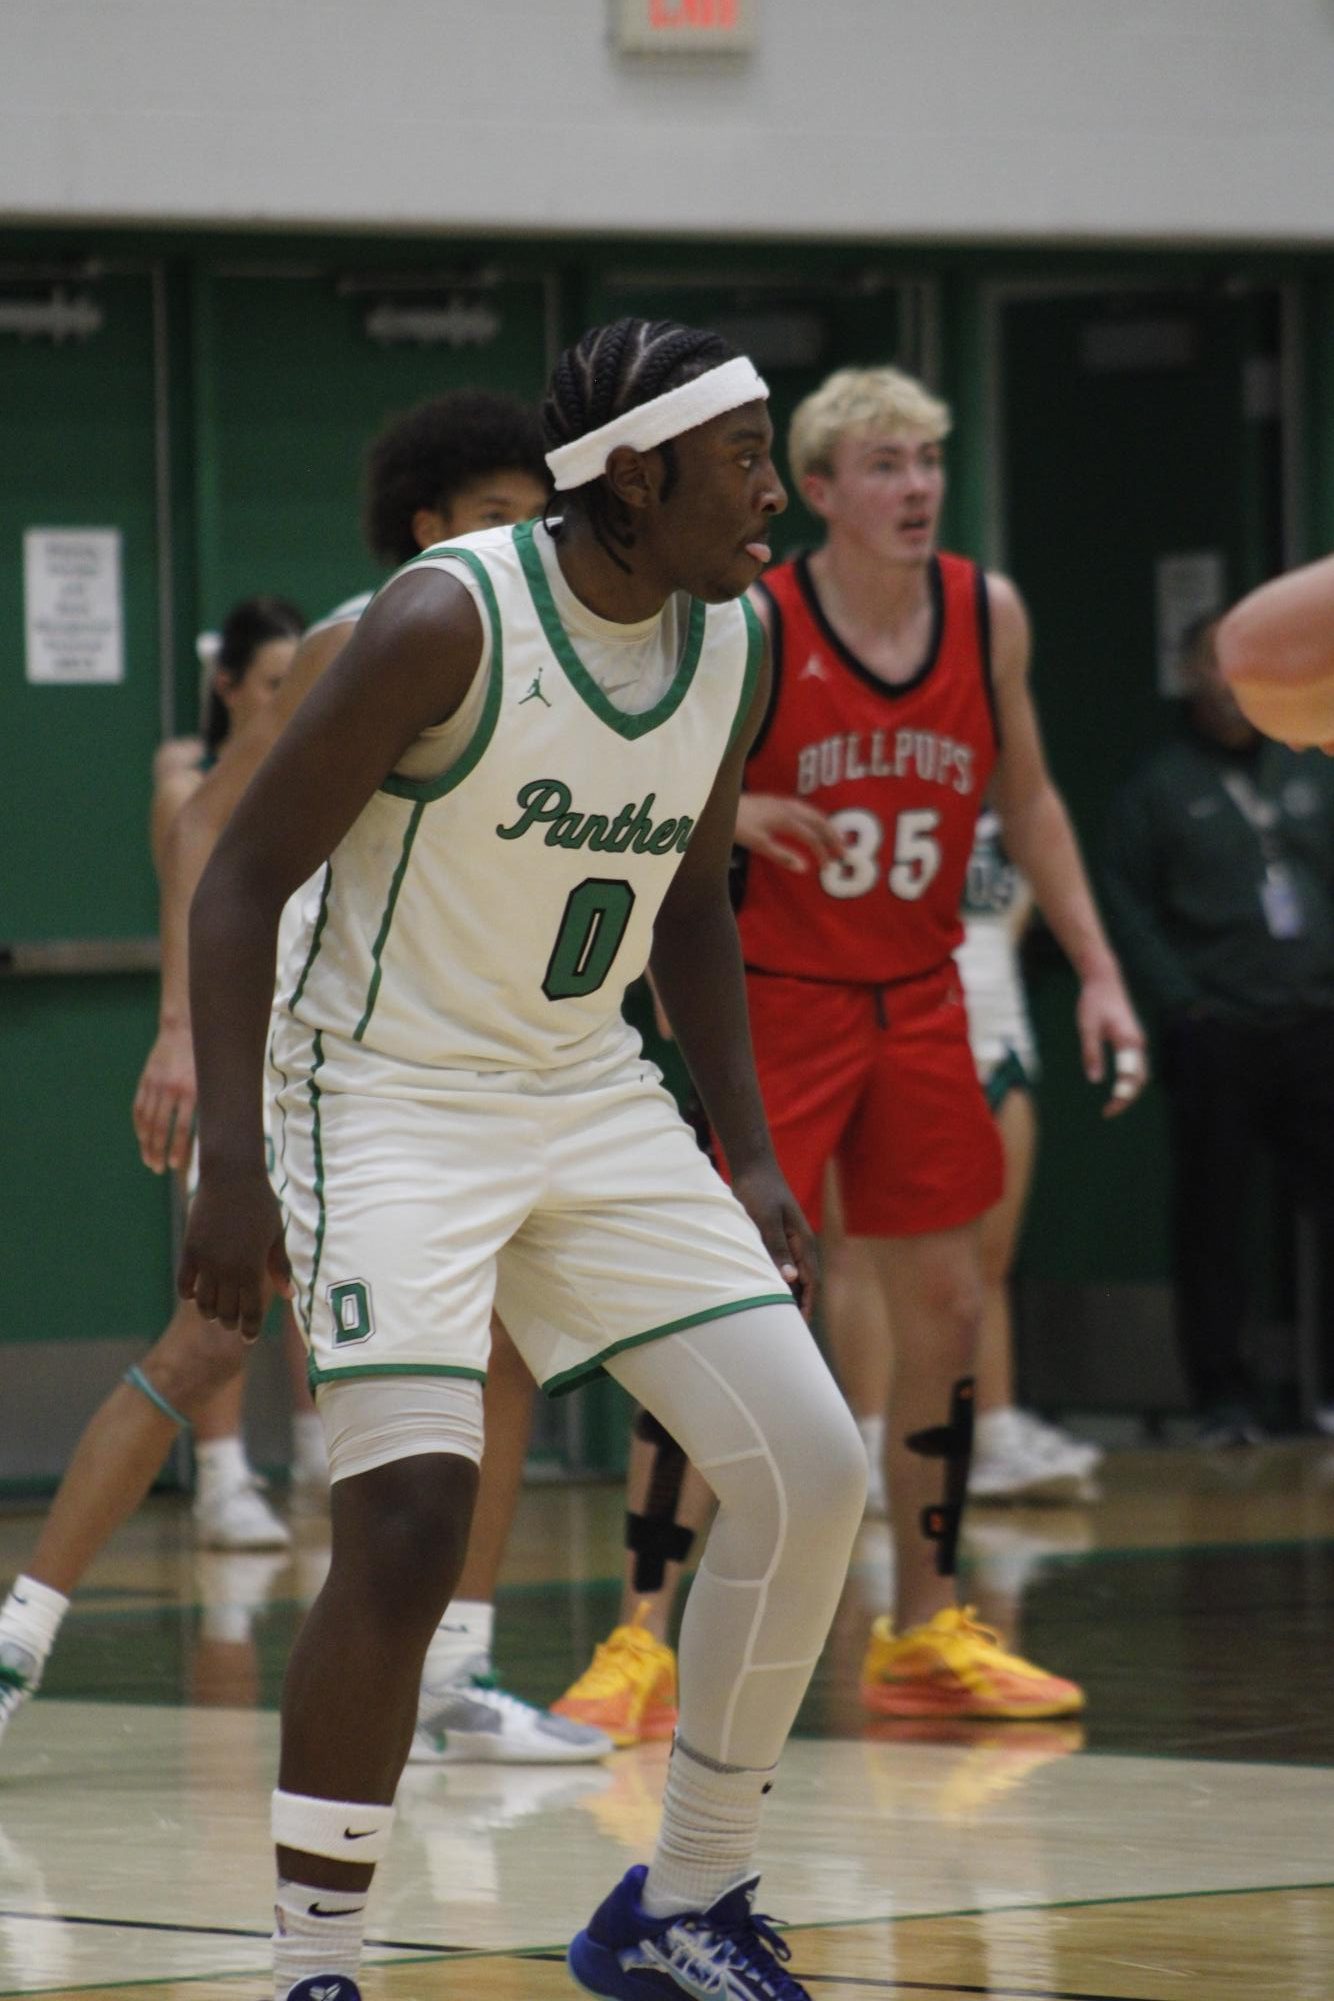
top-left (800, 653), bottom-right (828, 681)
top-left (496, 779), bottom-right (695, 854)
top-left (519, 669), bottom-right (552, 708)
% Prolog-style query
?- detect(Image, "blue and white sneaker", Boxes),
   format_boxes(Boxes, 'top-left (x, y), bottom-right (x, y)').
top-left (568, 1864), bottom-right (809, 1999)
top-left (283, 1979), bottom-right (361, 2001)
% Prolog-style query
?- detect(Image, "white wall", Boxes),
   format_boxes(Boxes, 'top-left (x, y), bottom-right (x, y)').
top-left (3, 0), bottom-right (1333, 246)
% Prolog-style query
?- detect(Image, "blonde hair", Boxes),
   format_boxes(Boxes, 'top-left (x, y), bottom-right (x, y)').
top-left (788, 366), bottom-right (952, 484)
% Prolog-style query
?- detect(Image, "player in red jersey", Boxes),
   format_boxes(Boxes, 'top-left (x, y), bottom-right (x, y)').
top-left (737, 365), bottom-right (1147, 1719)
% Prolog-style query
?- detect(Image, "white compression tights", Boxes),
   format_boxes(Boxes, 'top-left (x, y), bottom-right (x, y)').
top-left (608, 1303), bottom-right (867, 1772)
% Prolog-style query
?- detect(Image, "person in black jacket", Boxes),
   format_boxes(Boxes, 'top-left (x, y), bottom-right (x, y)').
top-left (1104, 616), bottom-right (1334, 1444)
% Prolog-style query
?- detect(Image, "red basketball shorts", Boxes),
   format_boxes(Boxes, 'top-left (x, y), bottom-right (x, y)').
top-left (740, 960), bottom-right (1004, 1238)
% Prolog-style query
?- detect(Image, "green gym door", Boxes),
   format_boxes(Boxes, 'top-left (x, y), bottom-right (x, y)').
top-left (189, 267), bottom-right (554, 641)
top-left (994, 283), bottom-right (1290, 1299)
top-left (0, 266), bottom-right (174, 1364)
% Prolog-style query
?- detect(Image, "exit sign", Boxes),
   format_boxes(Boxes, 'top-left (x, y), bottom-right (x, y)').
top-left (612, 0), bottom-right (757, 55)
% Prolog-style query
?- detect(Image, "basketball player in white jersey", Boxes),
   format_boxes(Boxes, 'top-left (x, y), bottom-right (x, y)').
top-left (951, 809), bottom-right (1102, 1500)
top-left (181, 317), bottom-right (866, 2001)
top-left (0, 395), bottom-right (598, 1769)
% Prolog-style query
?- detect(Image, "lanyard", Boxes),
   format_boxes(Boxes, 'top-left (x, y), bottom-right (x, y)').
top-left (1219, 770), bottom-right (1283, 865)
top-left (1220, 769), bottom-right (1306, 940)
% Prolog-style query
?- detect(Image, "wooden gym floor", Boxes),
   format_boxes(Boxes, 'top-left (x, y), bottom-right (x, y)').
top-left (1, 1440), bottom-right (1332, 1999)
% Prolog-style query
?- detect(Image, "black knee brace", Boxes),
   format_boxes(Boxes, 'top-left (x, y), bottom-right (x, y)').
top-left (906, 1376), bottom-right (975, 1577)
top-left (625, 1408), bottom-right (695, 1593)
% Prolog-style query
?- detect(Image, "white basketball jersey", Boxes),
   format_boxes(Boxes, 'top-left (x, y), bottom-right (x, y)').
top-left (955, 807), bottom-right (1036, 1073)
top-left (273, 518), bottom-right (761, 1077)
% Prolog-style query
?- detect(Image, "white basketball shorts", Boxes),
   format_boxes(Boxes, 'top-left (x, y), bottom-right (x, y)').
top-left (269, 1032), bottom-right (793, 1395)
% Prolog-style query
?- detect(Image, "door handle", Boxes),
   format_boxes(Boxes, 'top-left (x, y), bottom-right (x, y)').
top-left (0, 937), bottom-right (160, 976)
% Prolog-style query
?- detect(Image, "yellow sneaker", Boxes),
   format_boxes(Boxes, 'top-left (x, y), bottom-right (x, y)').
top-left (859, 1606), bottom-right (1085, 1720)
top-left (552, 1603), bottom-right (678, 1748)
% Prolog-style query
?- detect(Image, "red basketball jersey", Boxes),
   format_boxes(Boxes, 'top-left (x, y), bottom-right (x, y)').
top-left (737, 551), bottom-right (999, 984)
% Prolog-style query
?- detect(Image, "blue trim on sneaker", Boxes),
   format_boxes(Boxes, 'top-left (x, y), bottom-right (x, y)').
top-left (568, 1865), bottom-right (810, 1999)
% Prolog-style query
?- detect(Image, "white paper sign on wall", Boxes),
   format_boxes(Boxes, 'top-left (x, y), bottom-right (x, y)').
top-left (24, 529), bottom-right (124, 686)
top-left (611, 0), bottom-right (756, 56)
top-left (1155, 549), bottom-right (1226, 698)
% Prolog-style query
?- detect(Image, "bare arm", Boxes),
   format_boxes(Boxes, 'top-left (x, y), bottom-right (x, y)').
top-left (1218, 554), bottom-right (1334, 692)
top-left (735, 585), bottom-right (845, 872)
top-left (131, 755), bottom-right (205, 1174)
top-left (178, 574), bottom-right (483, 1335)
top-left (148, 760), bottom-right (202, 880)
top-left (650, 638), bottom-right (817, 1313)
top-left (132, 619), bottom-right (355, 1172)
top-left (987, 575), bottom-right (1148, 1114)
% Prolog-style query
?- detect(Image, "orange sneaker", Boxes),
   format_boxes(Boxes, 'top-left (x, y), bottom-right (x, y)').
top-left (859, 1606), bottom-right (1085, 1720)
top-left (552, 1604), bottom-right (678, 1748)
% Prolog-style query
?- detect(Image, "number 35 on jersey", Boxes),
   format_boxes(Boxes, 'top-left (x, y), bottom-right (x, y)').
top-left (820, 807), bottom-right (942, 903)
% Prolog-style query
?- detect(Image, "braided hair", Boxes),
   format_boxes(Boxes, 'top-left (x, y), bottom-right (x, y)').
top-left (541, 318), bottom-right (737, 570)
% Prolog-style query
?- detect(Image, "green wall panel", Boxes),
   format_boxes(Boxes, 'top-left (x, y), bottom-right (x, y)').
top-left (192, 270), bottom-right (553, 630)
top-left (0, 265), bottom-right (173, 1347)
top-left (998, 286), bottom-right (1287, 1286)
top-left (0, 270), bottom-right (162, 940)
top-left (1, 974), bottom-right (173, 1344)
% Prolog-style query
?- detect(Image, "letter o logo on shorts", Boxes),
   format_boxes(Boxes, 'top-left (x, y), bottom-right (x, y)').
top-left (328, 1279), bottom-right (375, 1346)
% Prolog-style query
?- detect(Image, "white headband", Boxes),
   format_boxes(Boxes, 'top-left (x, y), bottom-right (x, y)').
top-left (545, 356), bottom-right (769, 492)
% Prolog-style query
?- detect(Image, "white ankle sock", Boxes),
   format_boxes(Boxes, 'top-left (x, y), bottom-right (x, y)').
top-left (0, 1576), bottom-right (69, 1661)
top-left (195, 1435), bottom-right (252, 1494)
top-left (856, 1414), bottom-right (884, 1469)
top-left (642, 1739), bottom-right (775, 1917)
top-left (422, 1599), bottom-right (494, 1690)
top-left (273, 1879), bottom-right (366, 2000)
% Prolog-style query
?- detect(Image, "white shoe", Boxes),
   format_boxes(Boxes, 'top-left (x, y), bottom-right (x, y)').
top-left (0, 1637), bottom-right (42, 1749)
top-left (969, 1408), bottom-right (1097, 1505)
top-left (1314, 1405), bottom-right (1334, 1439)
top-left (193, 1548), bottom-right (291, 1611)
top-left (1012, 1408), bottom-right (1103, 1475)
top-left (411, 1656), bottom-right (612, 1765)
top-left (193, 1473), bottom-right (291, 1550)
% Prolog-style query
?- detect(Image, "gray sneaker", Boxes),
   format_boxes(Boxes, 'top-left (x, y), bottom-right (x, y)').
top-left (410, 1658), bottom-right (612, 1766)
top-left (0, 1637), bottom-right (42, 1749)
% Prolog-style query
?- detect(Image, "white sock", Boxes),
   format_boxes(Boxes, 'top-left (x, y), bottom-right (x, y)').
top-left (856, 1414), bottom-right (884, 1470)
top-left (273, 1879), bottom-right (366, 2000)
top-left (421, 1599), bottom-right (494, 1691)
top-left (0, 1576), bottom-right (69, 1662)
top-left (195, 1435), bottom-right (252, 1494)
top-left (642, 1739), bottom-right (775, 1917)
top-left (291, 1412), bottom-right (328, 1481)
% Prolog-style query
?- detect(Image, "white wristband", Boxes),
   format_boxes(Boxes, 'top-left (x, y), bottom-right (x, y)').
top-left (272, 1789), bottom-right (395, 1864)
